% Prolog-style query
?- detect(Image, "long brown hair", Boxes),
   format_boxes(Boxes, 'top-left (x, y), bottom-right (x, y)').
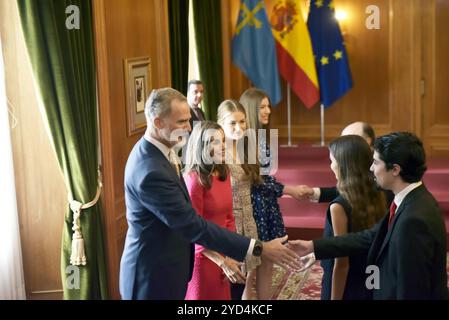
top-left (329, 135), bottom-right (385, 232)
top-left (239, 87), bottom-right (270, 131)
top-left (239, 88), bottom-right (272, 180)
top-left (217, 100), bottom-right (262, 185)
top-left (184, 121), bottom-right (228, 189)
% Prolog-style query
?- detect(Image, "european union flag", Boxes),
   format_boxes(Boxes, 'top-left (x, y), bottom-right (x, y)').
top-left (232, 0), bottom-right (282, 105)
top-left (307, 0), bottom-right (353, 108)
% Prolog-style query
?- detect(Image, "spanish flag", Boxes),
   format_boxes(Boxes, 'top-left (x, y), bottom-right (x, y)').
top-left (270, 0), bottom-right (319, 108)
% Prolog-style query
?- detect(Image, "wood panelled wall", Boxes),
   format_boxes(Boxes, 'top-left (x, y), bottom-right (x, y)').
top-left (421, 0), bottom-right (449, 156)
top-left (93, 0), bottom-right (171, 299)
top-left (222, 0), bottom-right (449, 156)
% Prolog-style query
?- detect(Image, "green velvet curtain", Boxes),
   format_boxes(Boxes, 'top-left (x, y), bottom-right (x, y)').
top-left (192, 0), bottom-right (224, 121)
top-left (168, 0), bottom-right (189, 95)
top-left (17, 0), bottom-right (108, 299)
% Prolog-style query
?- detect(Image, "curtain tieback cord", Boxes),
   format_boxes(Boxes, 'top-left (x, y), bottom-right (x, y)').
top-left (68, 169), bottom-right (102, 266)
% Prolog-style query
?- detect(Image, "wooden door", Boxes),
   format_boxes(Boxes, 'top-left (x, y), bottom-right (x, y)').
top-left (420, 0), bottom-right (449, 157)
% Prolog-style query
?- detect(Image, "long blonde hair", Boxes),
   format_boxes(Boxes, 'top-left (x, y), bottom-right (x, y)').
top-left (217, 100), bottom-right (262, 185)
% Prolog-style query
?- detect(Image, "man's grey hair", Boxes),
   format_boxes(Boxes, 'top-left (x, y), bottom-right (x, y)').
top-left (144, 87), bottom-right (187, 120)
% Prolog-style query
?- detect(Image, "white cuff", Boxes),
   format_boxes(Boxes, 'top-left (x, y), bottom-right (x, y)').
top-left (246, 239), bottom-right (256, 259)
top-left (310, 188), bottom-right (321, 203)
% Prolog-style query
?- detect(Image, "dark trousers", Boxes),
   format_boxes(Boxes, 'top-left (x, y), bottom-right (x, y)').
top-left (230, 283), bottom-right (245, 300)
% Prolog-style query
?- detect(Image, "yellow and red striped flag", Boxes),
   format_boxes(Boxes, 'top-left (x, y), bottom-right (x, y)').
top-left (270, 0), bottom-right (319, 108)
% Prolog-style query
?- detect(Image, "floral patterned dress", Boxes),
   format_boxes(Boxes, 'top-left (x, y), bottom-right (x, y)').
top-left (229, 164), bottom-right (261, 273)
top-left (251, 140), bottom-right (287, 241)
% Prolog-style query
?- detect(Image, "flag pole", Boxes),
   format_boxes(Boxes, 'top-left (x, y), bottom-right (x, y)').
top-left (282, 84), bottom-right (297, 147)
top-left (287, 84), bottom-right (292, 146)
top-left (320, 103), bottom-right (325, 146)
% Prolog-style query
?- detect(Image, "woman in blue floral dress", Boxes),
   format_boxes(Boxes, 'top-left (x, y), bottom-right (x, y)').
top-left (239, 87), bottom-right (302, 299)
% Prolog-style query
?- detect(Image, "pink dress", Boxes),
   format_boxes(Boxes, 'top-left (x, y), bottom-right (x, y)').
top-left (184, 172), bottom-right (236, 300)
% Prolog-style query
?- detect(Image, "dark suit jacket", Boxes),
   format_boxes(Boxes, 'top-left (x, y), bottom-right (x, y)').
top-left (319, 187), bottom-right (339, 203)
top-left (319, 186), bottom-right (394, 209)
top-left (314, 185), bottom-right (448, 300)
top-left (189, 107), bottom-right (205, 130)
top-left (119, 138), bottom-right (250, 300)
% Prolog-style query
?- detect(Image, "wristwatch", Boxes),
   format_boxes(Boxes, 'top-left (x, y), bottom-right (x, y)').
top-left (252, 240), bottom-right (263, 257)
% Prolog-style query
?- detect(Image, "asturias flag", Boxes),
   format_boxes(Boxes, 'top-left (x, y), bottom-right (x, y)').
top-left (307, 0), bottom-right (353, 108)
top-left (232, 0), bottom-right (282, 105)
top-left (270, 0), bottom-right (319, 108)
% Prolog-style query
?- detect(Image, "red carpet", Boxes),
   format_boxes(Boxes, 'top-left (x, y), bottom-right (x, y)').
top-left (273, 145), bottom-right (449, 244)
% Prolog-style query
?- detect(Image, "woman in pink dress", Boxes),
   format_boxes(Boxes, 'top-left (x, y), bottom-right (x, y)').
top-left (184, 121), bottom-right (245, 300)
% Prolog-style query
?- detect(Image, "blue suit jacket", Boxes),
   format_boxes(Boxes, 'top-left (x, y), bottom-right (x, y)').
top-left (119, 137), bottom-right (250, 299)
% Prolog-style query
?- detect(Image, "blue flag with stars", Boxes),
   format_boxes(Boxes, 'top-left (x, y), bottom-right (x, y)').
top-left (232, 0), bottom-right (282, 106)
top-left (307, 0), bottom-right (352, 108)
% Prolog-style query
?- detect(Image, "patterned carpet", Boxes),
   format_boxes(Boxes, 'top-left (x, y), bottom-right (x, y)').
top-left (271, 253), bottom-right (449, 300)
top-left (270, 263), bottom-right (321, 300)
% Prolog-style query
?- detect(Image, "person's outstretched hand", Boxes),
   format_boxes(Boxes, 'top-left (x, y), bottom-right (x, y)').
top-left (262, 235), bottom-right (300, 270)
top-left (287, 239), bottom-right (314, 259)
top-left (298, 252), bottom-right (316, 272)
top-left (284, 185), bottom-right (315, 201)
top-left (296, 185), bottom-right (315, 201)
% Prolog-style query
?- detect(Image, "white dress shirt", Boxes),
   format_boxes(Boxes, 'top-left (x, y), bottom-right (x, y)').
top-left (311, 187), bottom-right (321, 202)
top-left (391, 181), bottom-right (423, 213)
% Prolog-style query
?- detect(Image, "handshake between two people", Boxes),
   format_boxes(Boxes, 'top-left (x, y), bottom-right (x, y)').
top-left (260, 236), bottom-right (317, 272)
top-left (283, 185), bottom-right (316, 201)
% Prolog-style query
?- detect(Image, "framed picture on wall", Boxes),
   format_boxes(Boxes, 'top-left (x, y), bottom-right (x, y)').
top-left (124, 56), bottom-right (151, 136)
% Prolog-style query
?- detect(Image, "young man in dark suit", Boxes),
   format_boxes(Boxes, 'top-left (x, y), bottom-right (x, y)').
top-left (187, 79), bottom-right (206, 130)
top-left (290, 132), bottom-right (448, 300)
top-left (119, 87), bottom-right (299, 300)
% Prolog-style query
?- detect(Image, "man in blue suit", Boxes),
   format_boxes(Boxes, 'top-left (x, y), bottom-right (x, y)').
top-left (119, 88), bottom-right (299, 300)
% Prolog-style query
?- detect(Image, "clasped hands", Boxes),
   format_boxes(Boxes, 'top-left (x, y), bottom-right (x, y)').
top-left (261, 236), bottom-right (316, 272)
top-left (287, 239), bottom-right (316, 271)
top-left (220, 257), bottom-right (246, 284)
top-left (284, 185), bottom-right (315, 201)
top-left (221, 237), bottom-right (316, 283)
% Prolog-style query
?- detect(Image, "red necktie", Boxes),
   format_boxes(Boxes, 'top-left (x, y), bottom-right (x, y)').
top-left (388, 202), bottom-right (397, 228)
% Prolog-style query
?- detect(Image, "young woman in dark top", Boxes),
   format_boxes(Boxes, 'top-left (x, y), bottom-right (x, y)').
top-left (321, 135), bottom-right (385, 300)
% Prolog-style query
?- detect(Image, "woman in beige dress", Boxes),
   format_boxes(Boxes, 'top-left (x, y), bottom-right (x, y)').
top-left (217, 100), bottom-right (264, 300)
